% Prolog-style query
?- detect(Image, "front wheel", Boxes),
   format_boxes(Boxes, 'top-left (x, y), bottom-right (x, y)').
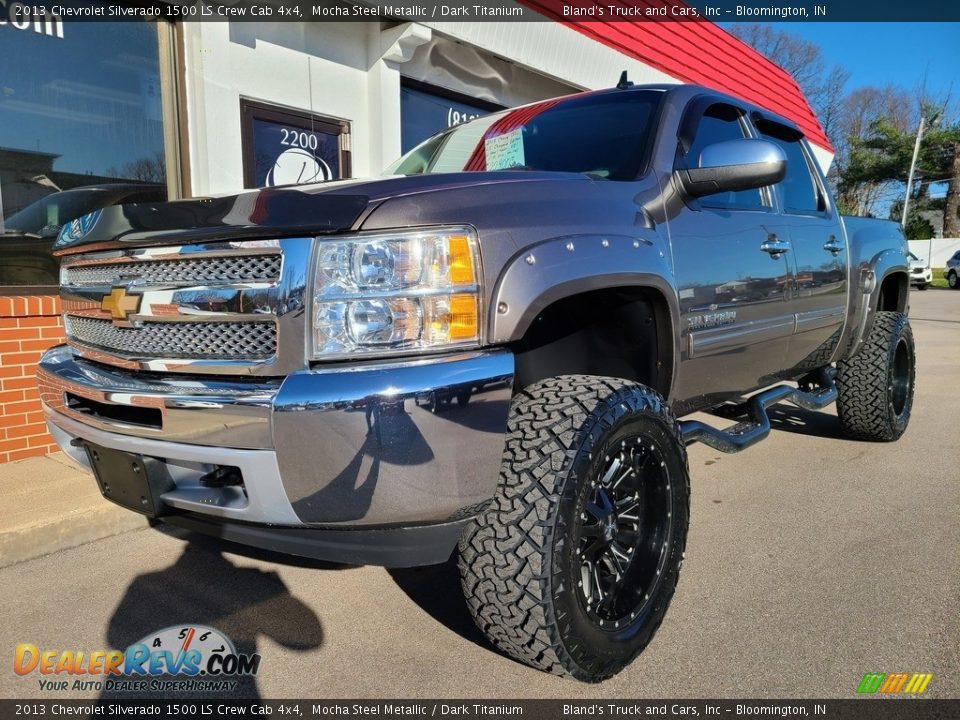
top-left (915, 283), bottom-right (929, 291)
top-left (458, 376), bottom-right (689, 681)
top-left (836, 311), bottom-right (915, 441)
top-left (949, 271), bottom-right (959, 290)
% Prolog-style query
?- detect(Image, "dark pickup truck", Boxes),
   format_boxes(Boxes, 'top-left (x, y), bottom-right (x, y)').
top-left (38, 83), bottom-right (914, 682)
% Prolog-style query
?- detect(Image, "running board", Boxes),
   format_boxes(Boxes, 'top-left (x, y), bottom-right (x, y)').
top-left (679, 367), bottom-right (837, 454)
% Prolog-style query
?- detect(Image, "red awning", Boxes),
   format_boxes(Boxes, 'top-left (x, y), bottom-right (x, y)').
top-left (521, 2), bottom-right (834, 152)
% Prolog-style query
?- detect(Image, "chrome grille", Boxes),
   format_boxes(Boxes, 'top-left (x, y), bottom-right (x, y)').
top-left (58, 240), bottom-right (311, 375)
top-left (64, 254), bottom-right (282, 287)
top-left (66, 316), bottom-right (277, 359)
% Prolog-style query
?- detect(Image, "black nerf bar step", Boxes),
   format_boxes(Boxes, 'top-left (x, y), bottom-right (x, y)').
top-left (679, 367), bottom-right (838, 453)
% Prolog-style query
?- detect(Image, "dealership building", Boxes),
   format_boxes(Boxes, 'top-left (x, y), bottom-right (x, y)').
top-left (0, 4), bottom-right (830, 463)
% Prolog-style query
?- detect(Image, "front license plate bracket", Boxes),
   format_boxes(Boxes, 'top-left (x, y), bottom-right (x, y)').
top-left (83, 442), bottom-right (174, 517)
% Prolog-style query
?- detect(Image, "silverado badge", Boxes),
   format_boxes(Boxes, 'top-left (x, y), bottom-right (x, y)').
top-left (688, 310), bottom-right (737, 330)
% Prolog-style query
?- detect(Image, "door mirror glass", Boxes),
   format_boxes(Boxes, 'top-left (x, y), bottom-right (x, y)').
top-left (681, 139), bottom-right (786, 198)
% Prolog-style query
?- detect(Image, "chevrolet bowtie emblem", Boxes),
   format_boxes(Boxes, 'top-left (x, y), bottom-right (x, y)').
top-left (101, 287), bottom-right (141, 321)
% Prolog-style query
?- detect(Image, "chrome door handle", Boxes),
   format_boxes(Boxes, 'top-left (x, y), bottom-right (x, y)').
top-left (760, 236), bottom-right (791, 258)
top-left (823, 235), bottom-right (843, 255)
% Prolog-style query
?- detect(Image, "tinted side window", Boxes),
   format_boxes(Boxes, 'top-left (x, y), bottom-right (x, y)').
top-left (685, 105), bottom-right (765, 209)
top-left (758, 127), bottom-right (822, 214)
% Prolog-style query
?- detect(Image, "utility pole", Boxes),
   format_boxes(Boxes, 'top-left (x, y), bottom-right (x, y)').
top-left (902, 116), bottom-right (926, 230)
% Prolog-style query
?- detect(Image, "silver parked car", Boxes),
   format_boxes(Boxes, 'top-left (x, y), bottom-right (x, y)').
top-left (946, 250), bottom-right (960, 290)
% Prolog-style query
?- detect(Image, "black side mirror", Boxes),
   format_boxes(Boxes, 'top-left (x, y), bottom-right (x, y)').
top-left (679, 139), bottom-right (786, 198)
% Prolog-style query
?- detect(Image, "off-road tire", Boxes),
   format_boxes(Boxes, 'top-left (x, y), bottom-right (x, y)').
top-left (458, 375), bottom-right (690, 682)
top-left (836, 311), bottom-right (915, 441)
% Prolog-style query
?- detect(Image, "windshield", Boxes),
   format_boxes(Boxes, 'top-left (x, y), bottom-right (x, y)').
top-left (386, 90), bottom-right (664, 181)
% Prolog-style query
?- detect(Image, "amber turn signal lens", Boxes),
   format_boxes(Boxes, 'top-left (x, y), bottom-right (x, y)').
top-left (423, 293), bottom-right (479, 344)
top-left (447, 235), bottom-right (477, 286)
top-left (446, 293), bottom-right (479, 340)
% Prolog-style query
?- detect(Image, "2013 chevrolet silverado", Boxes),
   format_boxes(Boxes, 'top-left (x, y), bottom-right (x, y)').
top-left (38, 83), bottom-right (914, 682)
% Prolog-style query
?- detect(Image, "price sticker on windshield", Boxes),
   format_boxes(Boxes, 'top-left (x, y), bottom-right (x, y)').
top-left (485, 128), bottom-right (525, 170)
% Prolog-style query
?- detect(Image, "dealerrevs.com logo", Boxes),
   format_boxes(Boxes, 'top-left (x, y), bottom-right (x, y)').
top-left (14, 625), bottom-right (261, 693)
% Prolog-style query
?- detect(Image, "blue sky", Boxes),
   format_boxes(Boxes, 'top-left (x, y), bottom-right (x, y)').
top-left (764, 23), bottom-right (960, 102)
top-left (720, 22), bottom-right (959, 207)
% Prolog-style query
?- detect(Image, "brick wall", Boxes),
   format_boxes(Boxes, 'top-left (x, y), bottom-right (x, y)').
top-left (0, 295), bottom-right (64, 463)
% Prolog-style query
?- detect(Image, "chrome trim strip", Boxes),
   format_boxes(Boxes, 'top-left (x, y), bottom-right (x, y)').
top-left (794, 306), bottom-right (846, 331)
top-left (38, 345), bottom-right (278, 449)
top-left (688, 316), bottom-right (795, 358)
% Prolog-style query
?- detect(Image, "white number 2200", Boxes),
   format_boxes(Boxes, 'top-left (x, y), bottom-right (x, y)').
top-left (280, 128), bottom-right (319, 151)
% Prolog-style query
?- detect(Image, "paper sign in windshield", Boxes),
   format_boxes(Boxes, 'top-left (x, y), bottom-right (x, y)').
top-left (485, 128), bottom-right (525, 170)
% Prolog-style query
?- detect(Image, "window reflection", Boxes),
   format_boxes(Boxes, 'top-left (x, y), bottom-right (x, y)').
top-left (0, 20), bottom-right (168, 287)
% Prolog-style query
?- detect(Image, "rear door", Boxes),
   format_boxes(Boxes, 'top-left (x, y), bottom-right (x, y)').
top-left (668, 101), bottom-right (794, 406)
top-left (755, 120), bottom-right (848, 373)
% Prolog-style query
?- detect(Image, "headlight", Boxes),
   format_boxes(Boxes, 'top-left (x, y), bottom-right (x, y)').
top-left (310, 227), bottom-right (481, 359)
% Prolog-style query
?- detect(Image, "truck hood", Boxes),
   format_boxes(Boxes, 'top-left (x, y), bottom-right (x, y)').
top-left (52, 171), bottom-right (585, 253)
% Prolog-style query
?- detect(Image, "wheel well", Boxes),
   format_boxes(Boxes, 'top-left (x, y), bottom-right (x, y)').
top-left (878, 272), bottom-right (908, 312)
top-left (511, 287), bottom-right (672, 397)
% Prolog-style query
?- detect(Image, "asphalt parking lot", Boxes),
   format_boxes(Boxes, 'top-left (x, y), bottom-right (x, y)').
top-left (2, 288), bottom-right (957, 700)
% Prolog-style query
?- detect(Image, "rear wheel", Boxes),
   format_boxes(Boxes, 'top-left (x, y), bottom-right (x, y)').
top-left (836, 311), bottom-right (915, 441)
top-left (458, 375), bottom-right (689, 681)
top-left (949, 271), bottom-right (959, 289)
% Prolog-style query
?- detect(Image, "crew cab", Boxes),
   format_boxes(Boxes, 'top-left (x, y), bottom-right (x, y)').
top-left (38, 83), bottom-right (914, 682)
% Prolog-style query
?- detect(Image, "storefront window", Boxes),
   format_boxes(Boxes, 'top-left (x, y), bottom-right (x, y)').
top-left (240, 101), bottom-right (351, 189)
top-left (400, 80), bottom-right (502, 154)
top-left (0, 20), bottom-right (169, 289)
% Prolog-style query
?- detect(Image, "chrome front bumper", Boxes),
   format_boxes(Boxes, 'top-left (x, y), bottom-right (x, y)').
top-left (39, 345), bottom-right (514, 531)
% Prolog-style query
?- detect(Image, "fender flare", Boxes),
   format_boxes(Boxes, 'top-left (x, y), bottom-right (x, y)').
top-left (489, 233), bottom-right (679, 393)
top-left (844, 248), bottom-right (909, 360)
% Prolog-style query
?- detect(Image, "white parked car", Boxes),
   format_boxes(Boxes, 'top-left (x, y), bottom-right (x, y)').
top-left (908, 252), bottom-right (932, 290)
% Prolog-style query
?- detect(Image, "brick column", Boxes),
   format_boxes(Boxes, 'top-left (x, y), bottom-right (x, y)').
top-left (0, 295), bottom-right (65, 463)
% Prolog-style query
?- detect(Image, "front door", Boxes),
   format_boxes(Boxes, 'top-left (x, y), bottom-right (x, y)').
top-left (668, 102), bottom-right (794, 408)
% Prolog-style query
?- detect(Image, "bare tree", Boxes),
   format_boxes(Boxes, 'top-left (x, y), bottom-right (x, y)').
top-left (106, 150), bottom-right (166, 184)
top-left (729, 24), bottom-right (849, 145)
top-left (829, 86), bottom-right (917, 215)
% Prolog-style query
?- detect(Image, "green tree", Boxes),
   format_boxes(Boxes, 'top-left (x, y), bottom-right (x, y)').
top-left (889, 199), bottom-right (935, 240)
top-left (841, 103), bottom-right (959, 234)
top-left (833, 91), bottom-right (913, 217)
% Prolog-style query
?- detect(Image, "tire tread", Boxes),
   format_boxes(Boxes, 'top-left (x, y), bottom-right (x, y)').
top-left (836, 310), bottom-right (914, 441)
top-left (458, 375), bottom-right (688, 681)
